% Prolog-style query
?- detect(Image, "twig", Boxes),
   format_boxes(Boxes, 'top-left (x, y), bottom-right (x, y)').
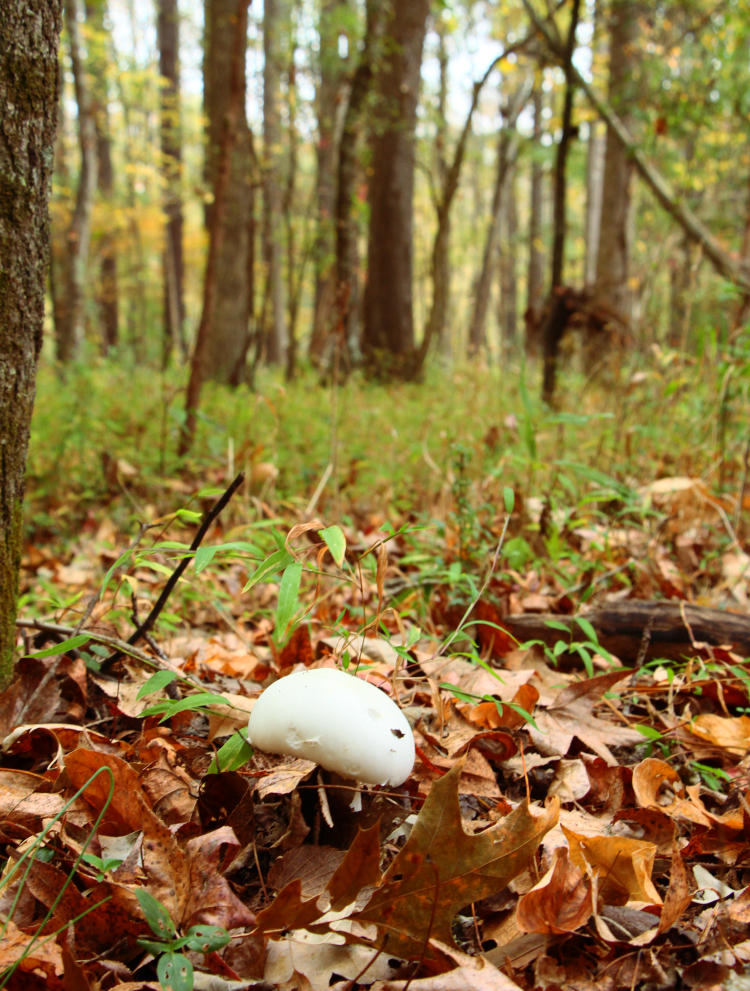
top-left (14, 617), bottom-right (205, 690)
top-left (99, 471), bottom-right (246, 672)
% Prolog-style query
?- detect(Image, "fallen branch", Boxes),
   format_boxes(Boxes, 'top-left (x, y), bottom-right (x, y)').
top-left (500, 600), bottom-right (750, 665)
top-left (98, 470), bottom-right (246, 672)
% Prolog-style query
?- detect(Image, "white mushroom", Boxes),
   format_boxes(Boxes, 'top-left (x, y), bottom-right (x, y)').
top-left (247, 667), bottom-right (415, 804)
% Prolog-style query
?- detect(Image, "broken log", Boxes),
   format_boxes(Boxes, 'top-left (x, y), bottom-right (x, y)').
top-left (500, 600), bottom-right (750, 666)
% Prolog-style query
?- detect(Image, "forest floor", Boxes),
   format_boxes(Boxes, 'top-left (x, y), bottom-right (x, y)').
top-left (2, 360), bottom-right (750, 991)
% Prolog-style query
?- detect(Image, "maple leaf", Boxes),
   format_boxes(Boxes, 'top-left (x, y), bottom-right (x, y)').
top-left (351, 760), bottom-right (559, 962)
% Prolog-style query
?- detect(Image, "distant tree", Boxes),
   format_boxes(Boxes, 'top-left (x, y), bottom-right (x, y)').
top-left (55, 0), bottom-right (97, 364)
top-left (539, 0), bottom-right (581, 403)
top-left (362, 0), bottom-right (430, 378)
top-left (203, 0), bottom-right (254, 383)
top-left (308, 0), bottom-right (353, 365)
top-left (86, 0), bottom-right (119, 354)
top-left (524, 82), bottom-right (546, 356)
top-left (0, 0), bottom-right (62, 687)
top-left (262, 0), bottom-right (288, 366)
top-left (467, 83), bottom-right (529, 360)
top-left (157, 0), bottom-right (187, 364)
top-left (332, 0), bottom-right (382, 372)
top-left (593, 0), bottom-right (639, 330)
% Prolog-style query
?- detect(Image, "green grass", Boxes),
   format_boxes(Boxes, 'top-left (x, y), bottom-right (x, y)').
top-left (25, 346), bottom-right (747, 557)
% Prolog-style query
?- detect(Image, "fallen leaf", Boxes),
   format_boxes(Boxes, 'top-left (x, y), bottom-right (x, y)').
top-left (353, 760), bottom-right (559, 961)
top-left (516, 847), bottom-right (593, 934)
top-left (688, 714), bottom-right (750, 756)
top-left (563, 826), bottom-right (662, 906)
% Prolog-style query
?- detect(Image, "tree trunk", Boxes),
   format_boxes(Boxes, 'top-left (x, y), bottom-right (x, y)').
top-left (467, 85), bottom-right (528, 361)
top-left (203, 0), bottom-right (253, 383)
top-left (541, 0), bottom-right (581, 404)
top-left (181, 0), bottom-right (249, 455)
top-left (584, 119), bottom-right (605, 285)
top-left (308, 0), bottom-right (351, 365)
top-left (593, 0), bottom-right (638, 328)
top-left (525, 83), bottom-right (545, 357)
top-left (157, 0), bottom-right (186, 365)
top-left (0, 0), bottom-right (62, 687)
top-left (329, 0), bottom-right (382, 375)
top-left (433, 17), bottom-right (451, 357)
top-left (56, 0), bottom-right (97, 364)
top-left (362, 0), bottom-right (429, 379)
top-left (262, 0), bottom-right (288, 366)
top-left (499, 162), bottom-right (518, 355)
top-left (86, 0), bottom-right (119, 354)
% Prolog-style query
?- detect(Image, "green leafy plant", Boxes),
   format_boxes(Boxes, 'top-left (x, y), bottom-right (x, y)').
top-left (0, 767), bottom-right (115, 989)
top-left (135, 889), bottom-right (230, 991)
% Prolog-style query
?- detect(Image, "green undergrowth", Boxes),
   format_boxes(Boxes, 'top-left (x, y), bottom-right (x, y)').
top-left (26, 346), bottom-right (746, 553)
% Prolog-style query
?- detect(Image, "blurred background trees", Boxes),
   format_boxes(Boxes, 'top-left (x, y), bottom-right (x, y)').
top-left (44, 0), bottom-right (750, 398)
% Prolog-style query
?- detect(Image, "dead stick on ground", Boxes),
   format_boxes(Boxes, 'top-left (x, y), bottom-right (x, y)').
top-left (98, 471), bottom-right (246, 672)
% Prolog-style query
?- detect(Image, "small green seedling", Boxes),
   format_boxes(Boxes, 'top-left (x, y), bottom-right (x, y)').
top-left (136, 889), bottom-right (230, 991)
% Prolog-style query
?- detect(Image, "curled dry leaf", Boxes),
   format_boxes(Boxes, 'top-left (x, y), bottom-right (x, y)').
top-left (516, 847), bottom-right (593, 934)
top-left (563, 825), bottom-right (662, 906)
top-left (688, 714), bottom-right (750, 756)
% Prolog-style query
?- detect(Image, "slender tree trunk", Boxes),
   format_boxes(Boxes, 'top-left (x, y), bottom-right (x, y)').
top-left (284, 20), bottom-right (299, 380)
top-left (594, 0), bottom-right (638, 325)
top-left (0, 0), bottom-right (62, 687)
top-left (525, 82), bottom-right (545, 357)
top-left (203, 0), bottom-right (253, 383)
top-left (362, 0), bottom-right (429, 379)
top-left (433, 18), bottom-right (451, 356)
top-left (308, 0), bottom-right (350, 365)
top-left (86, 0), bottom-right (119, 354)
top-left (541, 0), bottom-right (581, 403)
top-left (262, 0), bottom-right (288, 366)
top-left (467, 85), bottom-right (528, 361)
top-left (333, 0), bottom-right (383, 370)
top-left (499, 162), bottom-right (518, 355)
top-left (157, 0), bottom-right (186, 365)
top-left (584, 118), bottom-right (605, 285)
top-left (180, 0), bottom-right (248, 455)
top-left (57, 0), bottom-right (97, 364)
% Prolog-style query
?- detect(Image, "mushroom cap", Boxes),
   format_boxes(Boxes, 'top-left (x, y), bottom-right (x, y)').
top-left (247, 667), bottom-right (415, 786)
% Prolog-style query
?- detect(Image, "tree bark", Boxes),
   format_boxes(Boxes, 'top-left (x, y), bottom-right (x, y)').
top-left (157, 0), bottom-right (186, 365)
top-left (203, 0), bottom-right (253, 383)
top-left (331, 0), bottom-right (382, 373)
top-left (86, 0), bottom-right (119, 354)
top-left (593, 0), bottom-right (639, 327)
top-left (0, 0), bottom-right (62, 687)
top-left (262, 0), bottom-right (288, 366)
top-left (308, 0), bottom-right (351, 365)
top-left (181, 0), bottom-right (248, 455)
top-left (56, 0), bottom-right (97, 364)
top-left (499, 162), bottom-right (518, 354)
top-left (362, 0), bottom-right (429, 379)
top-left (525, 83), bottom-right (545, 357)
top-left (541, 0), bottom-right (581, 404)
top-left (498, 601), bottom-right (750, 668)
top-left (467, 83), bottom-right (529, 361)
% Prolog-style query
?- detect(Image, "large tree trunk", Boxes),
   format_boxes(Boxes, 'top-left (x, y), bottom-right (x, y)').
top-left (362, 0), bottom-right (429, 379)
top-left (203, 0), bottom-right (253, 383)
top-left (56, 0), bottom-right (97, 364)
top-left (181, 0), bottom-right (249, 454)
top-left (86, 0), bottom-right (119, 354)
top-left (0, 0), bottom-right (62, 687)
top-left (262, 0), bottom-right (288, 366)
top-left (157, 0), bottom-right (186, 365)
